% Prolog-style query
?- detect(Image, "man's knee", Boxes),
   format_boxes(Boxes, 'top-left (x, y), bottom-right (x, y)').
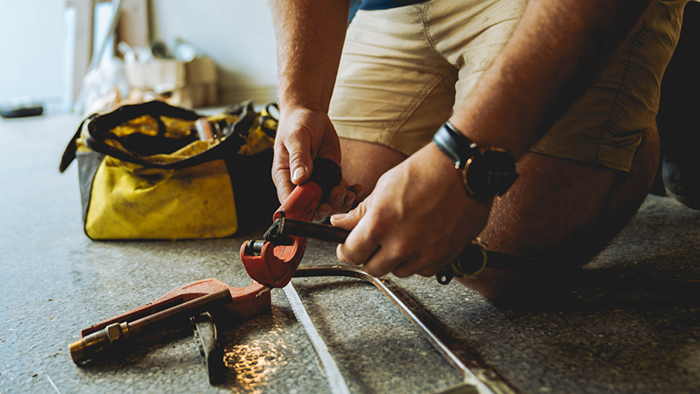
top-left (478, 154), bottom-right (616, 263)
top-left (461, 126), bottom-right (659, 301)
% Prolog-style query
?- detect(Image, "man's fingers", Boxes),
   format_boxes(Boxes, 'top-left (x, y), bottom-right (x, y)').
top-left (329, 181), bottom-right (363, 213)
top-left (283, 132), bottom-right (314, 185)
top-left (330, 201), bottom-right (366, 230)
top-left (349, 184), bottom-right (365, 196)
top-left (336, 237), bottom-right (381, 268)
top-left (329, 186), bottom-right (347, 209)
top-left (416, 264), bottom-right (445, 278)
top-left (315, 202), bottom-right (332, 218)
top-left (359, 246), bottom-right (404, 278)
top-left (395, 257), bottom-right (446, 278)
top-left (313, 181), bottom-right (361, 220)
top-left (272, 124), bottom-right (313, 202)
top-left (327, 185), bottom-right (357, 213)
top-left (333, 203), bottom-right (380, 266)
top-left (341, 190), bottom-right (356, 211)
top-left (271, 166), bottom-right (295, 202)
top-left (314, 191), bottom-right (356, 220)
top-left (333, 202), bottom-right (405, 276)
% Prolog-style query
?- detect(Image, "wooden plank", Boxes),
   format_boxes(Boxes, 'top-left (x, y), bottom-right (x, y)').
top-left (72, 0), bottom-right (94, 103)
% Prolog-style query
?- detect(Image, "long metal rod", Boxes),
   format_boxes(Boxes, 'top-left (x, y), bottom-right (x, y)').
top-left (294, 265), bottom-right (517, 394)
top-left (283, 282), bottom-right (352, 394)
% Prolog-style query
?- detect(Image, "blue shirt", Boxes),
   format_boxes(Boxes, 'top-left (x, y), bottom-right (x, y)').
top-left (359, 0), bottom-right (428, 11)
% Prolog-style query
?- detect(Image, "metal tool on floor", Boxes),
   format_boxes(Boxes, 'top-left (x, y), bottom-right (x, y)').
top-left (69, 289), bottom-right (232, 364)
top-left (191, 312), bottom-right (224, 385)
top-left (241, 157), bottom-right (342, 288)
top-left (291, 265), bottom-right (515, 394)
top-left (283, 281), bottom-right (352, 394)
top-left (69, 278), bottom-right (271, 384)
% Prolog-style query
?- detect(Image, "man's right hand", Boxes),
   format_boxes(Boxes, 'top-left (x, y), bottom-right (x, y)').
top-left (272, 106), bottom-right (362, 217)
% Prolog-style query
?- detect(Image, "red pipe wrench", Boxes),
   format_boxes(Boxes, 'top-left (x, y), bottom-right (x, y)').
top-left (240, 158), bottom-right (342, 288)
top-left (79, 279), bottom-right (271, 337)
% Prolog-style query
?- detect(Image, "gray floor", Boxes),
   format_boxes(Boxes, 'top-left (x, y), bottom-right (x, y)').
top-left (1, 113), bottom-right (699, 394)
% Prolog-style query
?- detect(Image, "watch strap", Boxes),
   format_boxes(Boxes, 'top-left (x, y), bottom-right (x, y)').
top-left (433, 121), bottom-right (519, 200)
top-left (432, 121), bottom-right (479, 169)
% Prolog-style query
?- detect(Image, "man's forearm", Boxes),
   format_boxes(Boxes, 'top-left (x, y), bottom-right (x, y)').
top-left (450, 0), bottom-right (656, 160)
top-left (270, 0), bottom-right (350, 114)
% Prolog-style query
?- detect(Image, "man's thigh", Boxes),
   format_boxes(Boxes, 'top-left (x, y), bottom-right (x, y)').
top-left (527, 0), bottom-right (686, 172)
top-left (329, 0), bottom-right (525, 157)
top-left (332, 0), bottom-right (684, 177)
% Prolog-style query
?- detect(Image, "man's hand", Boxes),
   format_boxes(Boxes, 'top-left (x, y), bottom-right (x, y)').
top-left (272, 107), bottom-right (362, 217)
top-left (268, 0), bottom-right (353, 217)
top-left (331, 143), bottom-right (492, 278)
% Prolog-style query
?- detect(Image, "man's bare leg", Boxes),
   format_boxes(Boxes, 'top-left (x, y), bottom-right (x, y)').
top-left (462, 125), bottom-right (660, 300)
top-left (340, 125), bottom-right (660, 301)
top-left (340, 138), bottom-right (407, 201)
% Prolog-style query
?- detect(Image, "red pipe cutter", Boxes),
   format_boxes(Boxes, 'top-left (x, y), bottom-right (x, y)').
top-left (240, 158), bottom-right (342, 288)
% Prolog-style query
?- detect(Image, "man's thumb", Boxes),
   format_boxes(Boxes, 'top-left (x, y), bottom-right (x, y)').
top-left (286, 140), bottom-right (314, 185)
top-left (330, 202), bottom-right (366, 231)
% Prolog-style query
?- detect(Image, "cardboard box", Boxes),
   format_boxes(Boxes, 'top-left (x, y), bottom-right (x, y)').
top-left (126, 59), bottom-right (186, 92)
top-left (125, 57), bottom-right (218, 108)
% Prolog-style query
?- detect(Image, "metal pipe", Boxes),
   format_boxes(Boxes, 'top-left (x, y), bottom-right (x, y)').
top-left (283, 282), bottom-right (351, 394)
top-left (266, 218), bottom-right (350, 244)
top-left (293, 265), bottom-right (516, 394)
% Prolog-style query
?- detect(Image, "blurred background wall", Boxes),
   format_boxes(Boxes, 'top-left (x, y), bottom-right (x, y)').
top-left (0, 0), bottom-right (279, 112)
top-left (150, 0), bottom-right (278, 105)
top-left (0, 0), bottom-right (70, 112)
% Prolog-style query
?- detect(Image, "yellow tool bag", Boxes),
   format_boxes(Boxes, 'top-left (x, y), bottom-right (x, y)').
top-left (59, 100), bottom-right (280, 240)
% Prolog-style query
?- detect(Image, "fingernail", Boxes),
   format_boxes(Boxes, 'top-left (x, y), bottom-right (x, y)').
top-left (330, 213), bottom-right (347, 224)
top-left (345, 195), bottom-right (355, 207)
top-left (335, 191), bottom-right (346, 204)
top-left (292, 167), bottom-right (305, 183)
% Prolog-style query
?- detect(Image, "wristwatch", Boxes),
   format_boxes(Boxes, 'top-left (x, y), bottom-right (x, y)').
top-left (433, 121), bottom-right (518, 200)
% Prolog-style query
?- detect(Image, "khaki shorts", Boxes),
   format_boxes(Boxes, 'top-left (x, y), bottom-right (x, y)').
top-left (329, 0), bottom-right (687, 171)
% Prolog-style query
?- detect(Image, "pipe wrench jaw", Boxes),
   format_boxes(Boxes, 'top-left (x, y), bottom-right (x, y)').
top-left (79, 278), bottom-right (271, 338)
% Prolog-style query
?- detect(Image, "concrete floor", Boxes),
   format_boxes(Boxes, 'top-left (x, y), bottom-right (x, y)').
top-left (1, 113), bottom-right (699, 394)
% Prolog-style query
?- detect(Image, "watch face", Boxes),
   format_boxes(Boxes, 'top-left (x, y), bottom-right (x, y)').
top-left (463, 149), bottom-right (518, 199)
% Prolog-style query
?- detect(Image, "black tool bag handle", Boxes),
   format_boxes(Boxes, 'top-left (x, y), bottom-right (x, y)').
top-left (59, 100), bottom-right (260, 173)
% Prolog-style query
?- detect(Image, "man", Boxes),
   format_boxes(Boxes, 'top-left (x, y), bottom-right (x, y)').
top-left (656, 0), bottom-right (700, 210)
top-left (269, 0), bottom-right (687, 300)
